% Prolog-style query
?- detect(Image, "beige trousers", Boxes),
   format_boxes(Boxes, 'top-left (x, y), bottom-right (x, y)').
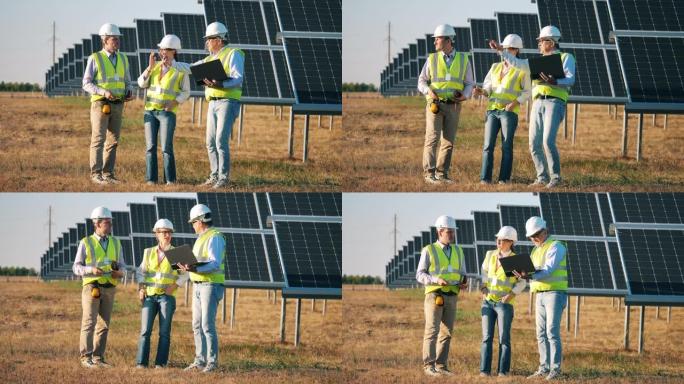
top-left (423, 102), bottom-right (462, 177)
top-left (79, 284), bottom-right (116, 361)
top-left (89, 101), bottom-right (124, 177)
top-left (422, 292), bottom-right (458, 369)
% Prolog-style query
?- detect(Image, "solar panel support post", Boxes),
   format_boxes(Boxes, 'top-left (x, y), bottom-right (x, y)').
top-left (663, 114), bottom-right (668, 130)
top-left (280, 106), bottom-right (283, 121)
top-left (303, 114), bottom-right (310, 162)
top-left (294, 298), bottom-right (302, 347)
top-left (566, 295), bottom-right (570, 332)
top-left (329, 116), bottom-right (333, 130)
top-left (624, 305), bottom-right (630, 350)
top-left (222, 287), bottom-right (227, 324)
top-left (317, 115), bottom-right (321, 129)
top-left (667, 307), bottom-right (671, 323)
top-left (529, 290), bottom-right (533, 316)
top-left (184, 280), bottom-right (190, 307)
top-left (638, 305), bottom-right (645, 354)
top-left (198, 98), bottom-right (204, 127)
top-left (323, 299), bottom-right (327, 316)
top-left (230, 288), bottom-right (237, 329)
top-left (621, 111), bottom-right (628, 157)
top-left (652, 114), bottom-right (656, 128)
top-left (191, 98), bottom-right (196, 124)
top-left (563, 111), bottom-right (568, 139)
top-left (636, 113), bottom-right (643, 162)
top-left (655, 306), bottom-right (659, 319)
top-left (572, 104), bottom-right (578, 145)
top-left (279, 297), bottom-right (286, 343)
top-left (287, 108), bottom-right (295, 158)
top-left (237, 105), bottom-right (245, 147)
top-left (574, 295), bottom-right (580, 338)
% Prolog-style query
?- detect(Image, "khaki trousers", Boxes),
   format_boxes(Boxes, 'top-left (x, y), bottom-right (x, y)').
top-left (90, 101), bottom-right (124, 177)
top-left (423, 292), bottom-right (458, 369)
top-left (423, 102), bottom-right (461, 177)
top-left (79, 285), bottom-right (116, 361)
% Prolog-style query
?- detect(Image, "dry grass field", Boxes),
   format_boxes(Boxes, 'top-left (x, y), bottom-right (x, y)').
top-left (340, 93), bottom-right (684, 191)
top-left (0, 280), bottom-right (341, 383)
top-left (342, 286), bottom-right (684, 383)
top-left (0, 93), bottom-right (342, 192)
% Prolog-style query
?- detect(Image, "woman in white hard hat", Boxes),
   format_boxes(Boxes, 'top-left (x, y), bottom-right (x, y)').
top-left (473, 34), bottom-right (531, 185)
top-left (489, 26), bottom-right (576, 188)
top-left (479, 226), bottom-right (526, 377)
top-left (135, 219), bottom-right (188, 368)
top-left (137, 34), bottom-right (191, 185)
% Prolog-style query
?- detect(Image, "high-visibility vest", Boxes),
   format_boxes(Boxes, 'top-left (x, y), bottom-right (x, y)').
top-left (144, 63), bottom-right (185, 114)
top-left (89, 50), bottom-right (129, 102)
top-left (530, 237), bottom-right (568, 292)
top-left (203, 46), bottom-right (244, 101)
top-left (425, 51), bottom-right (470, 101)
top-left (189, 227), bottom-right (225, 283)
top-left (424, 242), bottom-right (466, 295)
top-left (483, 250), bottom-right (520, 304)
top-left (142, 246), bottom-right (180, 296)
top-left (486, 62), bottom-right (525, 114)
top-left (531, 52), bottom-right (572, 102)
top-left (80, 234), bottom-right (121, 286)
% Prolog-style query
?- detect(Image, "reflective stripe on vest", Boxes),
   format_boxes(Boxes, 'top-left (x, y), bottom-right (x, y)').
top-left (203, 46), bottom-right (244, 101)
top-left (426, 51), bottom-right (469, 101)
top-left (144, 63), bottom-right (184, 114)
top-left (143, 246), bottom-right (179, 296)
top-left (189, 227), bottom-right (225, 283)
top-left (532, 52), bottom-right (571, 102)
top-left (81, 235), bottom-right (121, 286)
top-left (487, 62), bottom-right (525, 114)
top-left (484, 250), bottom-right (519, 304)
top-left (530, 237), bottom-right (568, 292)
top-left (90, 51), bottom-right (128, 102)
top-left (424, 242), bottom-right (465, 294)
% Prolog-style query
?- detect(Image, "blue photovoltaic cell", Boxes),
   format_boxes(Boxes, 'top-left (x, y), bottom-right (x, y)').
top-left (537, 0), bottom-right (601, 44)
top-left (469, 19), bottom-right (498, 49)
top-left (276, 0), bottom-right (341, 33)
top-left (608, 0), bottom-right (684, 31)
top-left (155, 197), bottom-right (198, 234)
top-left (285, 38), bottom-right (341, 105)
top-left (162, 14), bottom-right (206, 50)
top-left (135, 19), bottom-right (165, 50)
top-left (609, 193), bottom-right (684, 224)
top-left (204, 0), bottom-right (268, 45)
top-left (269, 193), bottom-right (341, 216)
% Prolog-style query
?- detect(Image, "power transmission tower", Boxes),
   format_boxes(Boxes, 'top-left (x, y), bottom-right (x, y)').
top-left (385, 22), bottom-right (392, 64)
top-left (52, 21), bottom-right (56, 64)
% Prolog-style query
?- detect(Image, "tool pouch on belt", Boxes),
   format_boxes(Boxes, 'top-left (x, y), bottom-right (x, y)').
top-left (434, 293), bottom-right (444, 306)
top-left (91, 282), bottom-right (101, 299)
top-left (428, 100), bottom-right (440, 114)
top-left (101, 102), bottom-right (111, 115)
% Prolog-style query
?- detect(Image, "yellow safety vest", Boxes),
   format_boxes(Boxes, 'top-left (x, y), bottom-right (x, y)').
top-left (487, 62), bottom-right (525, 114)
top-left (90, 50), bottom-right (128, 102)
top-left (81, 234), bottom-right (121, 286)
top-left (203, 46), bottom-right (244, 101)
top-left (424, 242), bottom-right (465, 295)
top-left (189, 227), bottom-right (225, 283)
top-left (484, 250), bottom-right (520, 304)
top-left (142, 246), bottom-right (180, 296)
top-left (530, 237), bottom-right (568, 292)
top-left (426, 51), bottom-right (469, 101)
top-left (531, 52), bottom-right (572, 102)
top-left (144, 63), bottom-right (185, 114)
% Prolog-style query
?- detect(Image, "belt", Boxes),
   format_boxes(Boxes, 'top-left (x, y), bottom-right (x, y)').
top-left (90, 282), bottom-right (115, 288)
top-left (208, 97), bottom-right (230, 101)
top-left (192, 281), bottom-right (213, 284)
top-left (436, 290), bottom-right (457, 296)
top-left (535, 95), bottom-right (563, 101)
top-left (440, 99), bottom-right (457, 104)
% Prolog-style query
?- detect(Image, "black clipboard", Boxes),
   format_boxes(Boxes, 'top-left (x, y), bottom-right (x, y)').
top-left (498, 253), bottom-right (536, 277)
top-left (528, 54), bottom-right (566, 81)
top-left (164, 244), bottom-right (208, 269)
top-left (189, 59), bottom-right (229, 85)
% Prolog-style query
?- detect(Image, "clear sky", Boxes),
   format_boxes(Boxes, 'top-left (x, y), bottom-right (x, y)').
top-left (0, 0), bottom-right (203, 86)
top-left (342, 0), bottom-right (538, 85)
top-left (0, 193), bottom-right (195, 270)
top-left (342, 193), bottom-right (539, 278)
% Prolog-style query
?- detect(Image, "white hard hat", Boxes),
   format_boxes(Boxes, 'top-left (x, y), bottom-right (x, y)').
top-left (98, 23), bottom-right (122, 37)
top-left (90, 206), bottom-right (113, 220)
top-left (204, 21), bottom-right (228, 39)
top-left (434, 215), bottom-right (457, 230)
top-left (495, 226), bottom-right (518, 242)
top-left (153, 218), bottom-right (174, 232)
top-left (188, 204), bottom-right (212, 223)
top-left (537, 25), bottom-right (561, 42)
top-left (158, 34), bottom-right (182, 50)
top-left (501, 34), bottom-right (524, 49)
top-left (525, 216), bottom-right (547, 237)
top-left (433, 24), bottom-right (456, 38)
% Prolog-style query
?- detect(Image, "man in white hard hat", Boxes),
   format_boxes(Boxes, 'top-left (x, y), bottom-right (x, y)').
top-left (415, 215), bottom-right (468, 376)
top-left (137, 34), bottom-right (191, 185)
top-left (473, 34), bottom-right (531, 184)
top-left (512, 216), bottom-right (568, 380)
top-left (197, 21), bottom-right (245, 189)
top-left (178, 204), bottom-right (226, 372)
top-left (418, 24), bottom-right (475, 185)
top-left (83, 23), bottom-right (134, 185)
top-left (135, 218), bottom-right (188, 368)
top-left (489, 26), bottom-right (575, 188)
top-left (72, 206), bottom-right (127, 368)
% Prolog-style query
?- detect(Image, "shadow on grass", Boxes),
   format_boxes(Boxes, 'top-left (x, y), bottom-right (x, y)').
top-left (218, 343), bottom-right (340, 372)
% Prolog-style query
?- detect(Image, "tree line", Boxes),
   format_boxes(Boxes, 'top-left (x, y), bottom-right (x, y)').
top-left (0, 82), bottom-right (42, 92)
top-left (342, 275), bottom-right (383, 284)
top-left (342, 83), bottom-right (378, 92)
top-left (0, 266), bottom-right (39, 276)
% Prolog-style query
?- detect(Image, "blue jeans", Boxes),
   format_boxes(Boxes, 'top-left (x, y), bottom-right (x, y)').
top-left (480, 109), bottom-right (518, 182)
top-left (529, 98), bottom-right (566, 182)
top-left (480, 299), bottom-right (514, 374)
top-left (136, 294), bottom-right (176, 366)
top-left (192, 283), bottom-right (224, 366)
top-left (535, 291), bottom-right (567, 372)
top-left (144, 110), bottom-right (176, 183)
top-left (206, 99), bottom-right (240, 181)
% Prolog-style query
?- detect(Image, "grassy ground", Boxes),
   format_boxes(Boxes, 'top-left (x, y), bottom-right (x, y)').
top-left (339, 93), bottom-right (684, 191)
top-left (341, 286), bottom-right (684, 383)
top-left (0, 93), bottom-right (341, 191)
top-left (0, 280), bottom-right (341, 383)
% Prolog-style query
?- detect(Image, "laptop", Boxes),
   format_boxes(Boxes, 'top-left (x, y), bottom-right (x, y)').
top-left (164, 244), bottom-right (208, 269)
top-left (498, 253), bottom-right (537, 277)
top-left (189, 59), bottom-right (229, 85)
top-left (528, 54), bottom-right (566, 81)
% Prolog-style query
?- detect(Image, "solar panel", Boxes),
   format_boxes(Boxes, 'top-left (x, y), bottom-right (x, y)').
top-left (285, 37), bottom-right (342, 107)
top-left (197, 192), bottom-right (261, 229)
top-left (560, 48), bottom-right (613, 98)
top-left (132, 236), bottom-right (157, 266)
top-left (608, 0), bottom-right (684, 31)
top-left (417, 38), bottom-right (427, 57)
top-left (499, 205), bottom-right (541, 242)
top-left (276, 0), bottom-right (341, 33)
top-left (119, 27), bottom-right (138, 53)
top-left (566, 239), bottom-right (617, 291)
top-left (204, 0), bottom-right (269, 45)
top-left (155, 197), bottom-right (198, 234)
top-left (537, 0), bottom-right (602, 44)
top-left (595, 1), bottom-right (614, 44)
top-left (83, 38), bottom-right (92, 56)
top-left (422, 231), bottom-right (431, 247)
top-left (265, 234), bottom-right (284, 282)
top-left (473, 211), bottom-right (501, 242)
top-left (75, 44), bottom-right (83, 61)
top-left (91, 34), bottom-right (102, 52)
top-left (242, 49), bottom-right (279, 99)
top-left (496, 13), bottom-right (539, 50)
top-left (456, 219), bottom-right (475, 245)
top-left (463, 247), bottom-right (478, 276)
top-left (453, 27), bottom-right (472, 52)
top-left (174, 53), bottom-right (205, 92)
top-left (269, 193), bottom-right (341, 217)
top-left (608, 241), bottom-right (627, 290)
top-left (162, 14), bottom-right (206, 51)
top-left (224, 232), bottom-right (275, 283)
top-left (135, 19), bottom-right (164, 50)
top-left (263, 2), bottom-right (281, 45)
top-left (472, 52), bottom-right (499, 84)
top-left (121, 239), bottom-right (134, 266)
top-left (126, 54), bottom-right (141, 81)
top-left (540, 193), bottom-right (606, 237)
top-left (469, 19), bottom-right (499, 49)
top-left (609, 193), bottom-right (684, 224)
top-left (112, 211), bottom-right (131, 237)
top-left (129, 203), bottom-right (157, 234)
top-left (605, 49), bottom-right (627, 97)
top-left (598, 193), bottom-right (615, 237)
